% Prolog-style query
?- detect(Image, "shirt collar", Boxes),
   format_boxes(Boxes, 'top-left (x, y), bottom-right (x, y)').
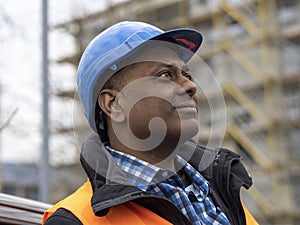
top-left (105, 146), bottom-right (160, 190)
top-left (105, 145), bottom-right (210, 198)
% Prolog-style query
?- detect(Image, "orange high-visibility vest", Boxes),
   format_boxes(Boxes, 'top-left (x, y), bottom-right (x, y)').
top-left (42, 181), bottom-right (259, 225)
top-left (42, 181), bottom-right (172, 225)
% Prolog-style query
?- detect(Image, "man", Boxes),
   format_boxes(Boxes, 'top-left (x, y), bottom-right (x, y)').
top-left (43, 21), bottom-right (258, 225)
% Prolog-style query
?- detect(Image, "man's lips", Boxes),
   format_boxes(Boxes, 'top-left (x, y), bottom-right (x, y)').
top-left (174, 102), bottom-right (198, 112)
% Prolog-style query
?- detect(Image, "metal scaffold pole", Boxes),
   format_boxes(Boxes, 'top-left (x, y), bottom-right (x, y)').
top-left (39, 0), bottom-right (50, 202)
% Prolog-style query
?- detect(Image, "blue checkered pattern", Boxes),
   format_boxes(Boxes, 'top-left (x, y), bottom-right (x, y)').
top-left (106, 146), bottom-right (231, 225)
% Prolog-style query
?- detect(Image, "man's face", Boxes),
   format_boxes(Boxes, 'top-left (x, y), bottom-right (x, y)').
top-left (113, 46), bottom-right (199, 150)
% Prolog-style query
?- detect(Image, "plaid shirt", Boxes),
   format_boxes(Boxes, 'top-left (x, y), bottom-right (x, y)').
top-left (106, 146), bottom-right (231, 225)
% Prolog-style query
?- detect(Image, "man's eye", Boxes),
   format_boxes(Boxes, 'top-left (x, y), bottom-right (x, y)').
top-left (158, 71), bottom-right (172, 79)
top-left (183, 71), bottom-right (193, 81)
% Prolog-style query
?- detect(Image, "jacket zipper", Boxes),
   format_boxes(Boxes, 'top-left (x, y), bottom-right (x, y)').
top-left (211, 151), bottom-right (239, 225)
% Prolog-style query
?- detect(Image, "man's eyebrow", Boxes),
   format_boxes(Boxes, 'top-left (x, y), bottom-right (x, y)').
top-left (165, 63), bottom-right (191, 72)
top-left (146, 62), bottom-right (191, 76)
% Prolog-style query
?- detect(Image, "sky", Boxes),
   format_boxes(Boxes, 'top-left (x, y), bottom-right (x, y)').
top-left (0, 0), bottom-right (125, 165)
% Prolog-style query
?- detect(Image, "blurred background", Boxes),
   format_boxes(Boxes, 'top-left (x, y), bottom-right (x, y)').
top-left (0, 0), bottom-right (299, 224)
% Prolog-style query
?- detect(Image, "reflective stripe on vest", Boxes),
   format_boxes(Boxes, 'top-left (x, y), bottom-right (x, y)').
top-left (42, 181), bottom-right (172, 225)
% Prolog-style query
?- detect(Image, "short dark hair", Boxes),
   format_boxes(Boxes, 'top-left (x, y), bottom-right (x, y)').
top-left (102, 63), bottom-right (137, 91)
top-left (95, 63), bottom-right (137, 144)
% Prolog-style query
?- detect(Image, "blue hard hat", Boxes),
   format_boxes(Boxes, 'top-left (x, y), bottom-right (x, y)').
top-left (77, 21), bottom-right (203, 134)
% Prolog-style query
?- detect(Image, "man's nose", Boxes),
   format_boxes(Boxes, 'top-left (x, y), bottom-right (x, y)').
top-left (177, 75), bottom-right (197, 97)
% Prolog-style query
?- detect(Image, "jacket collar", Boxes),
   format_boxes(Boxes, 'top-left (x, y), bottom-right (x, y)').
top-left (80, 134), bottom-right (218, 188)
top-left (79, 133), bottom-right (218, 218)
top-left (80, 133), bottom-right (132, 190)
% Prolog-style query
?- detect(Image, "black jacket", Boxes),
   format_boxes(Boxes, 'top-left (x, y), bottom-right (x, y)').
top-left (44, 134), bottom-right (253, 225)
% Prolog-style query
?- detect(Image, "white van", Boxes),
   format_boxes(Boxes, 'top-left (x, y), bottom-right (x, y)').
top-left (0, 193), bottom-right (51, 225)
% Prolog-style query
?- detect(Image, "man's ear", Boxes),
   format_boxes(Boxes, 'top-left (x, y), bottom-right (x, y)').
top-left (98, 89), bottom-right (125, 123)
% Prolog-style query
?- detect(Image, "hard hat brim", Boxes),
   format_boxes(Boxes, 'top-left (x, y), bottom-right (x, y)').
top-left (151, 28), bottom-right (203, 62)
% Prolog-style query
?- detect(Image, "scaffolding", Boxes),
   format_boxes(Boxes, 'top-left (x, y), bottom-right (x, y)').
top-left (54, 0), bottom-right (300, 223)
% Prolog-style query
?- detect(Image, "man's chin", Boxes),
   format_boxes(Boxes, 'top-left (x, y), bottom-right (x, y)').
top-left (180, 121), bottom-right (199, 143)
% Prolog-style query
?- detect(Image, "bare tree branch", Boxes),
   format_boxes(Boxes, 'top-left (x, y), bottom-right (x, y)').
top-left (0, 108), bottom-right (18, 132)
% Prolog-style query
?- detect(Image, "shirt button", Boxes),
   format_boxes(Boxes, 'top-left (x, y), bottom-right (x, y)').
top-left (162, 171), bottom-right (169, 177)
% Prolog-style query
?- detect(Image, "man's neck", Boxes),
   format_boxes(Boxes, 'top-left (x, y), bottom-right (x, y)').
top-left (110, 141), bottom-right (178, 171)
top-left (107, 126), bottom-right (186, 171)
